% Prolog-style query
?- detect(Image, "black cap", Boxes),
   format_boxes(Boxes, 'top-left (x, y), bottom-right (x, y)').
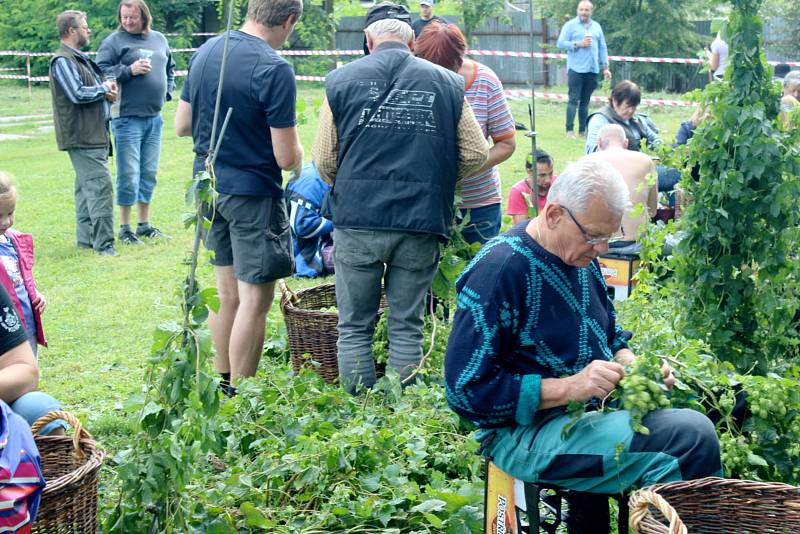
top-left (363, 2), bottom-right (412, 55)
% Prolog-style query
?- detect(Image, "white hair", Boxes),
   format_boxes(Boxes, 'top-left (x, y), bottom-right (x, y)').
top-left (784, 71), bottom-right (800, 90)
top-left (548, 158), bottom-right (631, 217)
top-left (597, 124), bottom-right (626, 149)
top-left (365, 18), bottom-right (413, 43)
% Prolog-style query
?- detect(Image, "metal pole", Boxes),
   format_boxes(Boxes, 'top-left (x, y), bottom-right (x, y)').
top-left (207, 0), bottom-right (236, 164)
top-left (527, 0), bottom-right (539, 216)
top-left (26, 52), bottom-right (32, 101)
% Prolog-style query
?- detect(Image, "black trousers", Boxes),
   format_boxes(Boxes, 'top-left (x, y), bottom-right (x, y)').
top-left (566, 69), bottom-right (599, 134)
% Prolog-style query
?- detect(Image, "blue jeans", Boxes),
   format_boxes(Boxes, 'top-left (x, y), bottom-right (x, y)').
top-left (11, 391), bottom-right (67, 436)
top-left (333, 228), bottom-right (439, 393)
top-left (111, 115), bottom-right (163, 206)
top-left (657, 165), bottom-right (681, 207)
top-left (459, 203), bottom-right (502, 245)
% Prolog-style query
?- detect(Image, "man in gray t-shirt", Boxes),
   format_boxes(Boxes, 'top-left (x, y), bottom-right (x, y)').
top-left (97, 0), bottom-right (175, 246)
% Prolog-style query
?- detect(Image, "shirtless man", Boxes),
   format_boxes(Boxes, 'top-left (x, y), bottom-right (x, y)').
top-left (780, 72), bottom-right (800, 128)
top-left (584, 123), bottom-right (656, 255)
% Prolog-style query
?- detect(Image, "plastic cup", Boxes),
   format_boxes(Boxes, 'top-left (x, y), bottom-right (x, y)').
top-left (139, 49), bottom-right (153, 66)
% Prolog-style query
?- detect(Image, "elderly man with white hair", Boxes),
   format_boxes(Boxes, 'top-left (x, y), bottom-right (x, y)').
top-left (780, 71), bottom-right (800, 128)
top-left (312, 1), bottom-right (488, 393)
top-left (445, 158), bottom-right (721, 532)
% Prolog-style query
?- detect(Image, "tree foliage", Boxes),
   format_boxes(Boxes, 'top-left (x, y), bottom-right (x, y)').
top-left (0, 0), bottom-right (213, 74)
top-left (459, 0), bottom-right (505, 42)
top-left (672, 0), bottom-right (800, 373)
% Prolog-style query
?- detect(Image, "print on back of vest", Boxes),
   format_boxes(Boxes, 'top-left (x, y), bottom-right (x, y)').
top-left (359, 88), bottom-right (437, 133)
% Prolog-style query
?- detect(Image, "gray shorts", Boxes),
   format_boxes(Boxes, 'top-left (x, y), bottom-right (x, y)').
top-left (204, 194), bottom-right (294, 284)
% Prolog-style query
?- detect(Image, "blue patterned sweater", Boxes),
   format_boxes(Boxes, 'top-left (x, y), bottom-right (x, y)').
top-left (444, 223), bottom-right (628, 429)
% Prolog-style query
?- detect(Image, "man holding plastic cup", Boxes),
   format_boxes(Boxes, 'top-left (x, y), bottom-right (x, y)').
top-left (556, 1), bottom-right (612, 139)
top-left (97, 0), bottom-right (175, 246)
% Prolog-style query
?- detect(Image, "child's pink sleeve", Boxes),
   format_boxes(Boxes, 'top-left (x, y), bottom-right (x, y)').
top-left (506, 181), bottom-right (528, 215)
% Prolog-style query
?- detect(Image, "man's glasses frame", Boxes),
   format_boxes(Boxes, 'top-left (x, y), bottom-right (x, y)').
top-left (561, 205), bottom-right (624, 246)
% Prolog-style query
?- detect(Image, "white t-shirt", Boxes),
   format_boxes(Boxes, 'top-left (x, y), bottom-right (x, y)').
top-left (711, 38), bottom-right (728, 77)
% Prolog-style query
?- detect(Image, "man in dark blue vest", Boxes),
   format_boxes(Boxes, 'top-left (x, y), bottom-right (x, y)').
top-left (313, 1), bottom-right (488, 393)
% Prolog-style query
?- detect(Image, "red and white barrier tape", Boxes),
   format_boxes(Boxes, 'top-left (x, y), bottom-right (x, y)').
top-left (504, 90), bottom-right (696, 107)
top-left (2, 48), bottom-right (798, 66)
top-left (6, 69), bottom-right (695, 106)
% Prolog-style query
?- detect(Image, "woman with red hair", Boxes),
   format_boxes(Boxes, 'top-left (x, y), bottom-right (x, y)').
top-left (415, 22), bottom-right (516, 244)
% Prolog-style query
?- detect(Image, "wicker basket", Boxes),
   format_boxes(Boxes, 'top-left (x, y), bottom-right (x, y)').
top-left (629, 476), bottom-right (800, 534)
top-left (30, 411), bottom-right (105, 533)
top-left (280, 282), bottom-right (388, 384)
top-left (280, 282), bottom-right (342, 383)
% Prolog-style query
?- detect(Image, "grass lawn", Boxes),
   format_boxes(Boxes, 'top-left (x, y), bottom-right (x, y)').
top-left (0, 78), bottom-right (688, 513)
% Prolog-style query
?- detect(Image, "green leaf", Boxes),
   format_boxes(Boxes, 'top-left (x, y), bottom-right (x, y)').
top-left (240, 502), bottom-right (274, 529)
top-left (199, 287), bottom-right (220, 313)
top-left (423, 512), bottom-right (444, 528)
top-left (140, 401), bottom-right (162, 421)
top-left (412, 499), bottom-right (446, 513)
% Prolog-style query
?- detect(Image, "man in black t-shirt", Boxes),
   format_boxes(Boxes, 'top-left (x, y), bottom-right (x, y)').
top-left (411, 0), bottom-right (446, 37)
top-left (175, 0), bottom-right (305, 389)
top-left (0, 285), bottom-right (65, 435)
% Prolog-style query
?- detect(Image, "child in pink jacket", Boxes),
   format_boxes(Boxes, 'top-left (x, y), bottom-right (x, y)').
top-left (0, 173), bottom-right (47, 358)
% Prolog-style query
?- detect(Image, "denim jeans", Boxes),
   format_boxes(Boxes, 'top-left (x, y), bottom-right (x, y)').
top-left (333, 228), bottom-right (439, 393)
top-left (607, 240), bottom-right (641, 256)
top-left (657, 165), bottom-right (681, 206)
top-left (111, 115), bottom-right (163, 206)
top-left (458, 203), bottom-right (502, 245)
top-left (566, 69), bottom-right (599, 134)
top-left (11, 391), bottom-right (68, 435)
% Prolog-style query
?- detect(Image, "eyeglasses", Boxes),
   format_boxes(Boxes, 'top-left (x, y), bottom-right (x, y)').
top-left (561, 205), bottom-right (624, 246)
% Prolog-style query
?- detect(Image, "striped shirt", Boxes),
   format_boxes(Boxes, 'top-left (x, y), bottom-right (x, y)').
top-left (51, 49), bottom-right (110, 121)
top-left (0, 402), bottom-right (46, 533)
top-left (461, 60), bottom-right (516, 209)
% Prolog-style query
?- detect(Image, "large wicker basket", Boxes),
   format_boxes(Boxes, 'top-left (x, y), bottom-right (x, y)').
top-left (280, 283), bottom-right (341, 383)
top-left (280, 282), bottom-right (388, 384)
top-left (30, 411), bottom-right (105, 533)
top-left (629, 476), bottom-right (800, 533)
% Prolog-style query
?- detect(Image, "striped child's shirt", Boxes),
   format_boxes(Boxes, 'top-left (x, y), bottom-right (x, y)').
top-left (0, 403), bottom-right (46, 532)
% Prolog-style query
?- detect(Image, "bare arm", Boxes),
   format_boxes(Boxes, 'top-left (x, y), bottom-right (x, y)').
top-left (174, 99), bottom-right (192, 137)
top-left (709, 50), bottom-right (720, 72)
top-left (0, 342), bottom-right (39, 405)
top-left (511, 214), bottom-right (528, 225)
top-left (468, 136), bottom-right (516, 177)
top-left (271, 126), bottom-right (304, 173)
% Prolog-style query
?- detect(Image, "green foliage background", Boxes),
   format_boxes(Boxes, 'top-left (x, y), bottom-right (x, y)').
top-left (671, 0), bottom-right (800, 372)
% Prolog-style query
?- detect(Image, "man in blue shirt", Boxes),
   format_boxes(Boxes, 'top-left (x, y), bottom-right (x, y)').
top-left (175, 0), bottom-right (304, 391)
top-left (556, 1), bottom-right (612, 138)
